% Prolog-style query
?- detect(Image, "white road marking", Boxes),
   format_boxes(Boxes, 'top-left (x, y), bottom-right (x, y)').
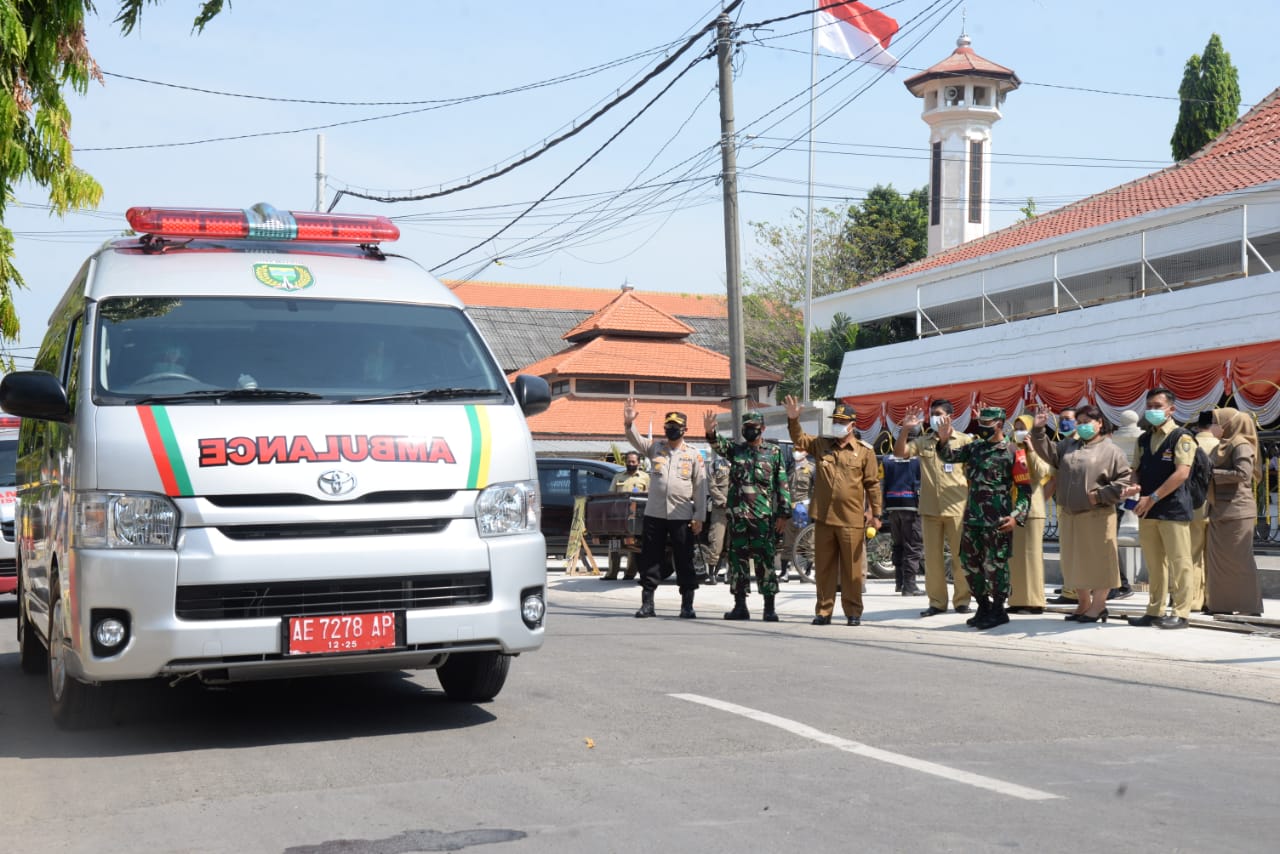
top-left (671, 693), bottom-right (1062, 802)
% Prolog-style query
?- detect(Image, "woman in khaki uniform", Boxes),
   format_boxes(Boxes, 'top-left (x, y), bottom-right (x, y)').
top-left (1029, 405), bottom-right (1131, 622)
top-left (1205, 408), bottom-right (1264, 615)
top-left (1008, 414), bottom-right (1053, 613)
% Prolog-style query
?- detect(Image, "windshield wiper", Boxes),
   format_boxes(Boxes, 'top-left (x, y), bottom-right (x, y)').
top-left (346, 387), bottom-right (505, 404)
top-left (133, 388), bottom-right (325, 404)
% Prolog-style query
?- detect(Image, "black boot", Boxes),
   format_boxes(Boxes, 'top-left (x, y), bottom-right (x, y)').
top-left (724, 589), bottom-right (750, 620)
top-left (977, 596), bottom-right (1010, 630)
top-left (635, 589), bottom-right (655, 618)
top-left (678, 591), bottom-right (697, 619)
top-left (967, 595), bottom-right (991, 627)
top-left (763, 594), bottom-right (779, 622)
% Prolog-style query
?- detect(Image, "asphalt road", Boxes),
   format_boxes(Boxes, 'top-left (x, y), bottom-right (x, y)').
top-left (3, 576), bottom-right (1280, 854)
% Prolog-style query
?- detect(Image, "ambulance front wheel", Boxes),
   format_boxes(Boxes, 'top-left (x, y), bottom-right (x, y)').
top-left (438, 651), bottom-right (511, 702)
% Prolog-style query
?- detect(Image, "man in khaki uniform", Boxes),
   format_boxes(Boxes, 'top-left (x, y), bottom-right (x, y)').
top-left (1187, 416), bottom-right (1219, 613)
top-left (896, 399), bottom-right (974, 617)
top-left (602, 451), bottom-right (650, 580)
top-left (701, 452), bottom-right (730, 582)
top-left (1122, 388), bottom-right (1197, 629)
top-left (624, 400), bottom-right (706, 619)
top-left (784, 396), bottom-right (882, 626)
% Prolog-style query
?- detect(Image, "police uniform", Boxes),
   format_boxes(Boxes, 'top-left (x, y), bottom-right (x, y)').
top-left (701, 454), bottom-right (730, 578)
top-left (707, 412), bottom-right (791, 620)
top-left (901, 427), bottom-right (974, 613)
top-left (1131, 415), bottom-right (1197, 624)
top-left (938, 407), bottom-right (1030, 629)
top-left (788, 403), bottom-right (882, 625)
top-left (626, 412), bottom-right (708, 618)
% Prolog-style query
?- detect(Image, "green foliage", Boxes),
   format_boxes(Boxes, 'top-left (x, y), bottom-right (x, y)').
top-left (1018, 197), bottom-right (1037, 221)
top-left (1170, 33), bottom-right (1241, 161)
top-left (0, 2), bottom-right (222, 356)
top-left (744, 185), bottom-right (926, 400)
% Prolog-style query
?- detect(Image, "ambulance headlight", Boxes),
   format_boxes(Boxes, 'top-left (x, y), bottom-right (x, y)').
top-left (475, 480), bottom-right (539, 537)
top-left (74, 492), bottom-right (179, 549)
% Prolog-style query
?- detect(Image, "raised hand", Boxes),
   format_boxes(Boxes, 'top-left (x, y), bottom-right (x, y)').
top-left (783, 394), bottom-right (801, 420)
top-left (623, 397), bottom-right (638, 427)
top-left (703, 410), bottom-right (718, 433)
top-left (934, 412), bottom-right (953, 441)
top-left (1033, 404), bottom-right (1049, 429)
top-left (901, 404), bottom-right (923, 429)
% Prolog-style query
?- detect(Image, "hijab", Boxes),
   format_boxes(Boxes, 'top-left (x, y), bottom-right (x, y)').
top-left (1212, 407), bottom-right (1261, 483)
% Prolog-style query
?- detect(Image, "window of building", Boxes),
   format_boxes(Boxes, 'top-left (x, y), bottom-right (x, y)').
top-left (968, 140), bottom-right (983, 224)
top-left (973, 85), bottom-right (989, 106)
top-left (633, 381), bottom-right (686, 397)
top-left (930, 142), bottom-right (942, 226)
top-left (692, 383), bottom-right (729, 398)
top-left (575, 379), bottom-right (629, 395)
top-left (550, 380), bottom-right (570, 396)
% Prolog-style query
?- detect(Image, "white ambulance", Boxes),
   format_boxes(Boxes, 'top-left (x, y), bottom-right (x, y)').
top-left (0, 204), bottom-right (551, 728)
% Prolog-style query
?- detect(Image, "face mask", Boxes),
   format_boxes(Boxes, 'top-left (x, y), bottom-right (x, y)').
top-left (742, 425), bottom-right (761, 441)
top-left (793, 452), bottom-right (806, 462)
top-left (929, 415), bottom-right (944, 432)
top-left (1058, 418), bottom-right (1076, 433)
top-left (1074, 423), bottom-right (1098, 441)
top-left (626, 463), bottom-right (638, 472)
top-left (1144, 408), bottom-right (1167, 427)
top-left (834, 421), bottom-right (855, 437)
top-left (664, 425), bottom-right (683, 441)
top-left (1013, 429), bottom-right (1029, 444)
top-left (973, 423), bottom-right (996, 440)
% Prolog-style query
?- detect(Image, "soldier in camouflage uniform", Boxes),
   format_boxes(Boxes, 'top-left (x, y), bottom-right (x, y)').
top-left (704, 410), bottom-right (791, 621)
top-left (935, 406), bottom-right (1030, 630)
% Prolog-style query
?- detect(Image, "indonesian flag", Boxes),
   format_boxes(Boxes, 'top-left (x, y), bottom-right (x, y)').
top-left (816, 1), bottom-right (899, 70)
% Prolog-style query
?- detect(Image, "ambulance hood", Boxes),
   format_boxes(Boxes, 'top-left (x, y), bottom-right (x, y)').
top-left (94, 403), bottom-right (533, 499)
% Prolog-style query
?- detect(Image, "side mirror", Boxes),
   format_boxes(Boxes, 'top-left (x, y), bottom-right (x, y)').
top-left (0, 371), bottom-right (72, 423)
top-left (512, 374), bottom-right (551, 417)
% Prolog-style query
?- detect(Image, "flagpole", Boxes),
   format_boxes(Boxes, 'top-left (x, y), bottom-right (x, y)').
top-left (801, 9), bottom-right (818, 405)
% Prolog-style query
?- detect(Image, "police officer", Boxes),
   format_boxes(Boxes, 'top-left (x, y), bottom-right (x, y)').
top-left (784, 395), bottom-right (882, 627)
top-left (1121, 387), bottom-right (1197, 629)
top-left (623, 399), bottom-right (706, 619)
top-left (601, 451), bottom-right (650, 581)
top-left (701, 450), bottom-right (730, 584)
top-left (704, 411), bottom-right (791, 621)
top-left (780, 448), bottom-right (814, 581)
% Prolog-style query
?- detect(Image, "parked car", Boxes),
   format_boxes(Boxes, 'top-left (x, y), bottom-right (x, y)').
top-left (536, 458), bottom-right (622, 556)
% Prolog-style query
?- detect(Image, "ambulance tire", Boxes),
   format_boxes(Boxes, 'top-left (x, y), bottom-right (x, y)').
top-left (47, 578), bottom-right (114, 730)
top-left (438, 651), bottom-right (511, 702)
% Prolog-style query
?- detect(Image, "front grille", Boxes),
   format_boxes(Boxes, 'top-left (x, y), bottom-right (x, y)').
top-left (0, 519), bottom-right (13, 542)
top-left (175, 572), bottom-right (492, 620)
top-left (204, 490), bottom-right (455, 508)
top-left (217, 519), bottom-right (451, 540)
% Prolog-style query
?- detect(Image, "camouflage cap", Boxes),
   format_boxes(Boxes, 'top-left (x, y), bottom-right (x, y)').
top-left (831, 402), bottom-right (857, 422)
top-left (742, 411), bottom-right (764, 426)
top-left (978, 406), bottom-right (1006, 421)
top-left (663, 411), bottom-right (688, 426)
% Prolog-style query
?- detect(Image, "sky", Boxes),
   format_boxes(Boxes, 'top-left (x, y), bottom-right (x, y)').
top-left (5, 0), bottom-right (1276, 368)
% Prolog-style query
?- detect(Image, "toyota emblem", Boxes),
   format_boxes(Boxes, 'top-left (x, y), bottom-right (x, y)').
top-left (317, 470), bottom-right (356, 497)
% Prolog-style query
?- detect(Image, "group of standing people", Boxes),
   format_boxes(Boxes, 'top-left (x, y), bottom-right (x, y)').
top-left (616, 388), bottom-right (1265, 626)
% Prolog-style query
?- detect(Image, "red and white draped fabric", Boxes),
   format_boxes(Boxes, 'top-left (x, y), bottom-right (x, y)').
top-left (850, 341), bottom-right (1280, 440)
top-left (815, 1), bottom-right (899, 69)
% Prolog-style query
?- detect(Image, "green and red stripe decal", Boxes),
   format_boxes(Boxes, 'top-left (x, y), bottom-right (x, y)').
top-left (137, 406), bottom-right (193, 497)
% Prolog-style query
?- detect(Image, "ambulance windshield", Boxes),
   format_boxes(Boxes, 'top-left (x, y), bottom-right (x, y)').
top-left (93, 297), bottom-right (508, 404)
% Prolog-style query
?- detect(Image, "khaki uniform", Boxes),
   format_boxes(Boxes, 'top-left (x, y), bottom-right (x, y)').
top-left (788, 420), bottom-right (882, 619)
top-left (625, 424), bottom-right (707, 520)
top-left (1132, 419), bottom-right (1197, 619)
top-left (610, 469), bottom-right (650, 494)
top-left (901, 431), bottom-right (974, 611)
top-left (701, 456), bottom-right (730, 573)
top-left (781, 456), bottom-right (814, 567)
top-left (1010, 443), bottom-right (1053, 608)
top-left (1188, 431), bottom-right (1219, 612)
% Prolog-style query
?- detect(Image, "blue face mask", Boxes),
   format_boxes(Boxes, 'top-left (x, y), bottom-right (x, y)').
top-left (1058, 418), bottom-right (1076, 433)
top-left (1144, 408), bottom-right (1168, 427)
top-left (1074, 423), bottom-right (1098, 441)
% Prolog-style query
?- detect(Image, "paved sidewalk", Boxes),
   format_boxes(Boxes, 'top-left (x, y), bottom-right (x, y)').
top-left (547, 563), bottom-right (1280, 674)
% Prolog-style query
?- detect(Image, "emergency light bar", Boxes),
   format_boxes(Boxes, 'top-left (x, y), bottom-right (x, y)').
top-left (0, 416), bottom-right (21, 429)
top-left (125, 203), bottom-right (400, 243)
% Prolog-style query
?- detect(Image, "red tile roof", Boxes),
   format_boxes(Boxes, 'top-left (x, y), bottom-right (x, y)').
top-left (882, 85), bottom-right (1280, 281)
top-left (904, 37), bottom-right (1019, 93)
top-left (446, 280), bottom-right (727, 317)
top-left (563, 290), bottom-right (694, 341)
top-left (518, 336), bottom-right (779, 382)
top-left (526, 396), bottom-right (731, 437)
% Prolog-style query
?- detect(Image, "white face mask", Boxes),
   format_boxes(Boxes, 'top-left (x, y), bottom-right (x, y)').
top-left (929, 414), bottom-right (944, 432)
top-left (793, 452), bottom-right (806, 462)
top-left (834, 421), bottom-right (855, 437)
top-left (1013, 429), bottom-right (1029, 444)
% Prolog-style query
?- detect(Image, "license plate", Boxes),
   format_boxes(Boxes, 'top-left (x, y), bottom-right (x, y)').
top-left (286, 612), bottom-right (400, 656)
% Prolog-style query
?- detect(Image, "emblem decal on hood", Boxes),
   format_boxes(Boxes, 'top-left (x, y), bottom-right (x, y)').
top-left (254, 263), bottom-right (314, 292)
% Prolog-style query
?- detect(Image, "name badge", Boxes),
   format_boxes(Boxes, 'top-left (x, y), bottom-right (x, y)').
top-left (943, 463), bottom-right (954, 473)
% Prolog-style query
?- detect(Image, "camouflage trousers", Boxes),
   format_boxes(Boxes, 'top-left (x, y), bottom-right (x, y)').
top-left (959, 524), bottom-right (1013, 599)
top-left (727, 515), bottom-right (779, 597)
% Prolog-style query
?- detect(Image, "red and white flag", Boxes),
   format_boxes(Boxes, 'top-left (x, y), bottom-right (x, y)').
top-left (815, 1), bottom-right (899, 70)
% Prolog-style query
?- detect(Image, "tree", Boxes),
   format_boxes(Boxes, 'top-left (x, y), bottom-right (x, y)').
top-left (743, 185), bottom-right (927, 399)
top-left (1018, 197), bottom-right (1037, 221)
top-left (0, 1), bottom-right (222, 357)
top-left (1170, 34), bottom-right (1241, 161)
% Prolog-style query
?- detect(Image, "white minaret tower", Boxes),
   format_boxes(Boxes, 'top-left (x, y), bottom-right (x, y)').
top-left (905, 34), bottom-right (1019, 255)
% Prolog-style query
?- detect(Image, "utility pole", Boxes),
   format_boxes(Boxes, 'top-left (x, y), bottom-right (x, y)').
top-left (315, 134), bottom-right (326, 212)
top-left (716, 12), bottom-right (747, 439)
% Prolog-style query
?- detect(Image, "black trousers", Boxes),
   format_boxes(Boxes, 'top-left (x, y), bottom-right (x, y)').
top-left (888, 510), bottom-right (923, 591)
top-left (638, 515), bottom-right (700, 594)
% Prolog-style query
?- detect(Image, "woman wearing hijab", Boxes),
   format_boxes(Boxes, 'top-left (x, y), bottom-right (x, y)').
top-left (1205, 408), bottom-right (1264, 616)
top-left (1008, 414), bottom-right (1053, 614)
top-left (1030, 405), bottom-right (1131, 623)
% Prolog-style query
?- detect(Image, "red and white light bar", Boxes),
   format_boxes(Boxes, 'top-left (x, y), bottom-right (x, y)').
top-left (125, 203), bottom-right (400, 244)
